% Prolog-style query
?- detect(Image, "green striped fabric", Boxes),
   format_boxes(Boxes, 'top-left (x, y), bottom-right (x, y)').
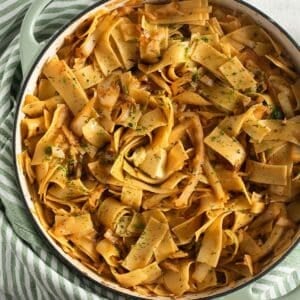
top-left (0, 0), bottom-right (299, 299)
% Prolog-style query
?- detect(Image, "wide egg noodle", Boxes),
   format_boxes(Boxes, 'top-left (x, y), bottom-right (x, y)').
top-left (199, 82), bottom-right (250, 112)
top-left (98, 197), bottom-right (131, 230)
top-left (145, 0), bottom-right (211, 25)
top-left (204, 126), bottom-right (246, 168)
top-left (154, 230), bottom-right (178, 263)
top-left (219, 56), bottom-right (257, 91)
top-left (111, 17), bottom-right (138, 70)
top-left (196, 212), bottom-right (231, 267)
top-left (246, 160), bottom-right (288, 185)
top-left (94, 14), bottom-right (123, 76)
top-left (120, 185), bottom-right (143, 210)
top-left (139, 41), bottom-right (189, 74)
top-left (43, 57), bottom-right (89, 115)
top-left (31, 104), bottom-right (68, 165)
top-left (96, 239), bottom-right (119, 267)
top-left (74, 64), bottom-right (103, 89)
top-left (163, 260), bottom-right (193, 296)
top-left (172, 91), bottom-right (212, 106)
top-left (191, 40), bottom-right (228, 78)
top-left (122, 217), bottom-right (168, 271)
top-left (111, 262), bottom-right (162, 288)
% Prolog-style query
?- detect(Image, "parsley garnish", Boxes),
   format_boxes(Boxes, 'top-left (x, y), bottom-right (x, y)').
top-left (192, 72), bottom-right (200, 82)
top-left (200, 36), bottom-right (209, 43)
top-left (271, 106), bottom-right (284, 120)
top-left (44, 146), bottom-right (52, 156)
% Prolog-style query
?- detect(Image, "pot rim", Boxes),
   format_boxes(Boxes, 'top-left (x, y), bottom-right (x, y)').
top-left (13, 0), bottom-right (300, 299)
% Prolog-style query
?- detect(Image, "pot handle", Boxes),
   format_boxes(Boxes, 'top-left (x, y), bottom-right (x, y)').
top-left (20, 0), bottom-right (53, 76)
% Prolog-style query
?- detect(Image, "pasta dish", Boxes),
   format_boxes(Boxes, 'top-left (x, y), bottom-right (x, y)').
top-left (19, 0), bottom-right (300, 296)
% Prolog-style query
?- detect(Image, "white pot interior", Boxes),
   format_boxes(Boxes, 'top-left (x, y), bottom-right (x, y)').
top-left (14, 0), bottom-right (300, 299)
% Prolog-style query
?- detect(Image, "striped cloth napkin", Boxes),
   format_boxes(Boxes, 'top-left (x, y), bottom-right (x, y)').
top-left (0, 0), bottom-right (299, 299)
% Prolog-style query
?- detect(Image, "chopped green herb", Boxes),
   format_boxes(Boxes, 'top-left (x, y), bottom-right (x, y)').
top-left (134, 223), bottom-right (145, 230)
top-left (44, 146), bottom-right (52, 156)
top-left (153, 153), bottom-right (160, 160)
top-left (184, 47), bottom-right (189, 58)
top-left (244, 87), bottom-right (254, 94)
top-left (80, 140), bottom-right (88, 148)
top-left (57, 165), bottom-right (66, 171)
top-left (200, 36), bottom-right (209, 43)
top-left (192, 72), bottom-right (200, 82)
top-left (271, 106), bottom-right (284, 120)
top-left (136, 125), bottom-right (147, 132)
top-left (123, 85), bottom-right (129, 95)
top-left (67, 158), bottom-right (75, 165)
